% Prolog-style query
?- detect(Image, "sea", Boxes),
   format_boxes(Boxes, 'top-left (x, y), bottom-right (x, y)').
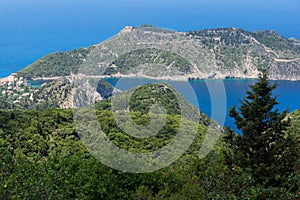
top-left (104, 78), bottom-right (300, 133)
top-left (0, 0), bottom-right (299, 131)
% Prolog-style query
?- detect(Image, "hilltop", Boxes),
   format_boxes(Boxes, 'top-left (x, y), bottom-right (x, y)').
top-left (18, 25), bottom-right (300, 80)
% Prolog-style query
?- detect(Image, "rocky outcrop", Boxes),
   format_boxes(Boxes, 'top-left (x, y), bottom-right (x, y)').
top-left (36, 77), bottom-right (121, 109)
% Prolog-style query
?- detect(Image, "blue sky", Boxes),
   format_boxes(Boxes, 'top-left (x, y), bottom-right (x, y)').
top-left (1, 0), bottom-right (299, 38)
top-left (0, 0), bottom-right (299, 74)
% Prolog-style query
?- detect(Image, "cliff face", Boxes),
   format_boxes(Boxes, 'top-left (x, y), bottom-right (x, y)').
top-left (39, 77), bottom-right (122, 109)
top-left (19, 26), bottom-right (300, 80)
top-left (0, 77), bottom-right (120, 110)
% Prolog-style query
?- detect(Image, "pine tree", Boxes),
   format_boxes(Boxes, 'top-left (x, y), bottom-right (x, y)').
top-left (225, 71), bottom-right (297, 187)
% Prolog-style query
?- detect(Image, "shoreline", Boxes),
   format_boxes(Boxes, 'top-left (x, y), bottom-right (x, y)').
top-left (29, 74), bottom-right (300, 82)
top-left (2, 72), bottom-right (300, 83)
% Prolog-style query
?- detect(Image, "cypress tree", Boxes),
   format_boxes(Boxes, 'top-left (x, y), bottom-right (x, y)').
top-left (226, 71), bottom-right (297, 187)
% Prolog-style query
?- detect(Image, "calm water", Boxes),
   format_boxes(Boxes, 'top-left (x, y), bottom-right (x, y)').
top-left (104, 78), bottom-right (300, 132)
top-left (27, 80), bottom-right (52, 88)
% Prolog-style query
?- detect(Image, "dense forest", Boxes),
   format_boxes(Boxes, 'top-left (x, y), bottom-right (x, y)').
top-left (0, 76), bottom-right (299, 199)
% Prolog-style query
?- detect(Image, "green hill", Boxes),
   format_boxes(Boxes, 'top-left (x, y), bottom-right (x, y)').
top-left (0, 83), bottom-right (299, 199)
top-left (18, 47), bottom-right (94, 78)
top-left (18, 25), bottom-right (300, 80)
top-left (104, 48), bottom-right (192, 76)
top-left (0, 107), bottom-right (298, 199)
top-left (0, 90), bottom-right (222, 199)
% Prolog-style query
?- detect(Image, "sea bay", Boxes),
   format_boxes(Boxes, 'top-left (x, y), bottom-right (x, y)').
top-left (104, 77), bottom-right (300, 132)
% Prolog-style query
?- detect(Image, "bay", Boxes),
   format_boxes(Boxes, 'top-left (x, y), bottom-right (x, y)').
top-left (27, 79), bottom-right (52, 88)
top-left (104, 77), bottom-right (300, 133)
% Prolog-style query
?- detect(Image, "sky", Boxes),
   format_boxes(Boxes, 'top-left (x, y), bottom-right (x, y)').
top-left (1, 0), bottom-right (299, 38)
top-left (0, 0), bottom-right (299, 73)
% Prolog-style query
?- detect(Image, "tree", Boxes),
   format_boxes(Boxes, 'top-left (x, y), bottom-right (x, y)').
top-left (225, 71), bottom-right (298, 187)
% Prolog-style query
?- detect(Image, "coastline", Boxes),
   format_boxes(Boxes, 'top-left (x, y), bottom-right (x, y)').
top-left (28, 73), bottom-right (300, 82)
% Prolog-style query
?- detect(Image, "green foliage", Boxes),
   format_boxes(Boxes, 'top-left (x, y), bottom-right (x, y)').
top-left (0, 77), bottom-right (119, 110)
top-left (105, 83), bottom-right (212, 126)
top-left (0, 80), bottom-right (299, 199)
top-left (225, 72), bottom-right (299, 189)
top-left (19, 47), bottom-right (93, 77)
top-left (0, 106), bottom-right (212, 199)
top-left (129, 83), bottom-right (180, 115)
top-left (187, 28), bottom-right (273, 71)
top-left (0, 106), bottom-right (299, 199)
top-left (188, 28), bottom-right (251, 46)
top-left (253, 30), bottom-right (300, 57)
top-left (104, 48), bottom-right (191, 76)
top-left (0, 78), bottom-right (70, 110)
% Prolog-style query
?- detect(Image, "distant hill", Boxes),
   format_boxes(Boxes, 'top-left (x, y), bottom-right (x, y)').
top-left (106, 83), bottom-right (218, 128)
top-left (19, 25), bottom-right (300, 80)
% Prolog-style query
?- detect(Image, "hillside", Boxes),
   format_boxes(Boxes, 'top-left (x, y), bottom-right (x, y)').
top-left (18, 47), bottom-right (94, 78)
top-left (19, 25), bottom-right (300, 80)
top-left (0, 77), bottom-right (218, 130)
top-left (0, 107), bottom-right (298, 199)
top-left (0, 71), bottom-right (299, 198)
top-left (101, 83), bottom-right (217, 128)
top-left (0, 79), bottom-right (226, 199)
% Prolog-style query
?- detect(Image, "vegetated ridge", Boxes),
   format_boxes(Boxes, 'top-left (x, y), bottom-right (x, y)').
top-left (18, 25), bottom-right (300, 80)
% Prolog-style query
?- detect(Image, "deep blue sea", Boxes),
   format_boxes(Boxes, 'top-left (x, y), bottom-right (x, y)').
top-left (104, 78), bottom-right (300, 133)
